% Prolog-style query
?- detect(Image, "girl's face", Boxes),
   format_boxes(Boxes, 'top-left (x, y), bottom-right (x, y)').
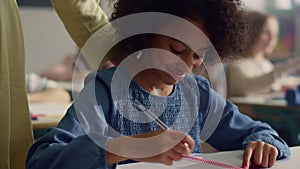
top-left (142, 19), bottom-right (211, 85)
top-left (255, 17), bottom-right (279, 57)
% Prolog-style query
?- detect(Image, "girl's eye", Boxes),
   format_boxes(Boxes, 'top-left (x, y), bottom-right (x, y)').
top-left (194, 54), bottom-right (203, 60)
top-left (171, 47), bottom-right (185, 55)
top-left (170, 43), bottom-right (186, 55)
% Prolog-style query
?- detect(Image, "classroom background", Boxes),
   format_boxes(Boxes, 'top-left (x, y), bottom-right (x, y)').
top-left (19, 0), bottom-right (300, 146)
top-left (18, 0), bottom-right (300, 73)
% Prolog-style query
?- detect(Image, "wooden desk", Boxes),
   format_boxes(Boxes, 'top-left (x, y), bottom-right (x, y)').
top-left (117, 146), bottom-right (300, 169)
top-left (229, 95), bottom-right (300, 117)
top-left (30, 102), bottom-right (70, 129)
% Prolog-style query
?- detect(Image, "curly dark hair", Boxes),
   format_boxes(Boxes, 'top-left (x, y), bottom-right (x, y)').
top-left (109, 0), bottom-right (249, 61)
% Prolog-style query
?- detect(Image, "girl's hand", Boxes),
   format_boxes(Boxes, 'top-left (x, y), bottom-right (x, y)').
top-left (106, 129), bottom-right (194, 165)
top-left (133, 130), bottom-right (194, 166)
top-left (242, 141), bottom-right (278, 169)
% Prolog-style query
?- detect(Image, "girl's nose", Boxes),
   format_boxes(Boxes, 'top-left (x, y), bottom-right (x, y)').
top-left (192, 54), bottom-right (204, 68)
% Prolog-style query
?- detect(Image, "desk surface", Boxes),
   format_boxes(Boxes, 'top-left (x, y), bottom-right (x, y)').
top-left (228, 75), bottom-right (300, 108)
top-left (117, 146), bottom-right (300, 169)
top-left (30, 102), bottom-right (70, 129)
top-left (229, 93), bottom-right (286, 107)
top-left (272, 146), bottom-right (300, 169)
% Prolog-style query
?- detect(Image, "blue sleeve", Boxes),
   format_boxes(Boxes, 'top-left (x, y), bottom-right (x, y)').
top-left (26, 128), bottom-right (112, 169)
top-left (195, 76), bottom-right (290, 159)
top-left (26, 72), bottom-right (116, 169)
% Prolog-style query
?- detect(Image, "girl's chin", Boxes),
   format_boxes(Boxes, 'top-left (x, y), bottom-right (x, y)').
top-left (166, 75), bottom-right (185, 85)
top-left (171, 73), bottom-right (186, 82)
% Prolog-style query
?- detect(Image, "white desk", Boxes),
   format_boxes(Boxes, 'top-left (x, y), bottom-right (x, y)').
top-left (117, 146), bottom-right (300, 169)
top-left (271, 146), bottom-right (300, 169)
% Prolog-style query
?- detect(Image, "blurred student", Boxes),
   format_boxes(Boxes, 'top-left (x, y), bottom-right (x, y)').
top-left (26, 73), bottom-right (70, 103)
top-left (226, 11), bottom-right (300, 97)
top-left (40, 54), bottom-right (76, 82)
top-left (0, 1), bottom-right (33, 168)
top-left (40, 53), bottom-right (105, 82)
top-left (26, 1), bottom-right (290, 169)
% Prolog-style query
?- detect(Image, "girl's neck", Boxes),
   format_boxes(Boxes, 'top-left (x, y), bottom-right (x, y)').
top-left (246, 50), bottom-right (265, 62)
top-left (253, 52), bottom-right (265, 62)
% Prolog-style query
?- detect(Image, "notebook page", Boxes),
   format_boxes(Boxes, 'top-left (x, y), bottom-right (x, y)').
top-left (118, 150), bottom-right (244, 169)
top-left (193, 150), bottom-right (244, 167)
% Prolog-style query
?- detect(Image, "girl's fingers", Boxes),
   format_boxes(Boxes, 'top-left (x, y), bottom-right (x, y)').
top-left (174, 142), bottom-right (192, 155)
top-left (160, 149), bottom-right (182, 165)
top-left (161, 155), bottom-right (174, 166)
top-left (243, 142), bottom-right (279, 168)
top-left (261, 147), bottom-right (270, 168)
top-left (242, 145), bottom-right (254, 168)
top-left (253, 142), bottom-right (264, 166)
top-left (268, 146), bottom-right (278, 168)
top-left (182, 135), bottom-right (195, 150)
top-left (169, 149), bottom-right (183, 161)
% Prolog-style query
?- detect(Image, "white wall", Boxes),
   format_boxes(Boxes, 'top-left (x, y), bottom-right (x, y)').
top-left (244, 0), bottom-right (268, 11)
top-left (19, 7), bottom-right (77, 73)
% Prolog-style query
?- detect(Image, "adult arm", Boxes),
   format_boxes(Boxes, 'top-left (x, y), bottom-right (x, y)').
top-left (51, 0), bottom-right (109, 49)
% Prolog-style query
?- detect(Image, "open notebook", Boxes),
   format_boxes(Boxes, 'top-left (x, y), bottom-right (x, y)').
top-left (117, 150), bottom-right (244, 169)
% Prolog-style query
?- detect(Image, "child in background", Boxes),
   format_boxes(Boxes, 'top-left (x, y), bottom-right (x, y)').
top-left (227, 11), bottom-right (300, 97)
